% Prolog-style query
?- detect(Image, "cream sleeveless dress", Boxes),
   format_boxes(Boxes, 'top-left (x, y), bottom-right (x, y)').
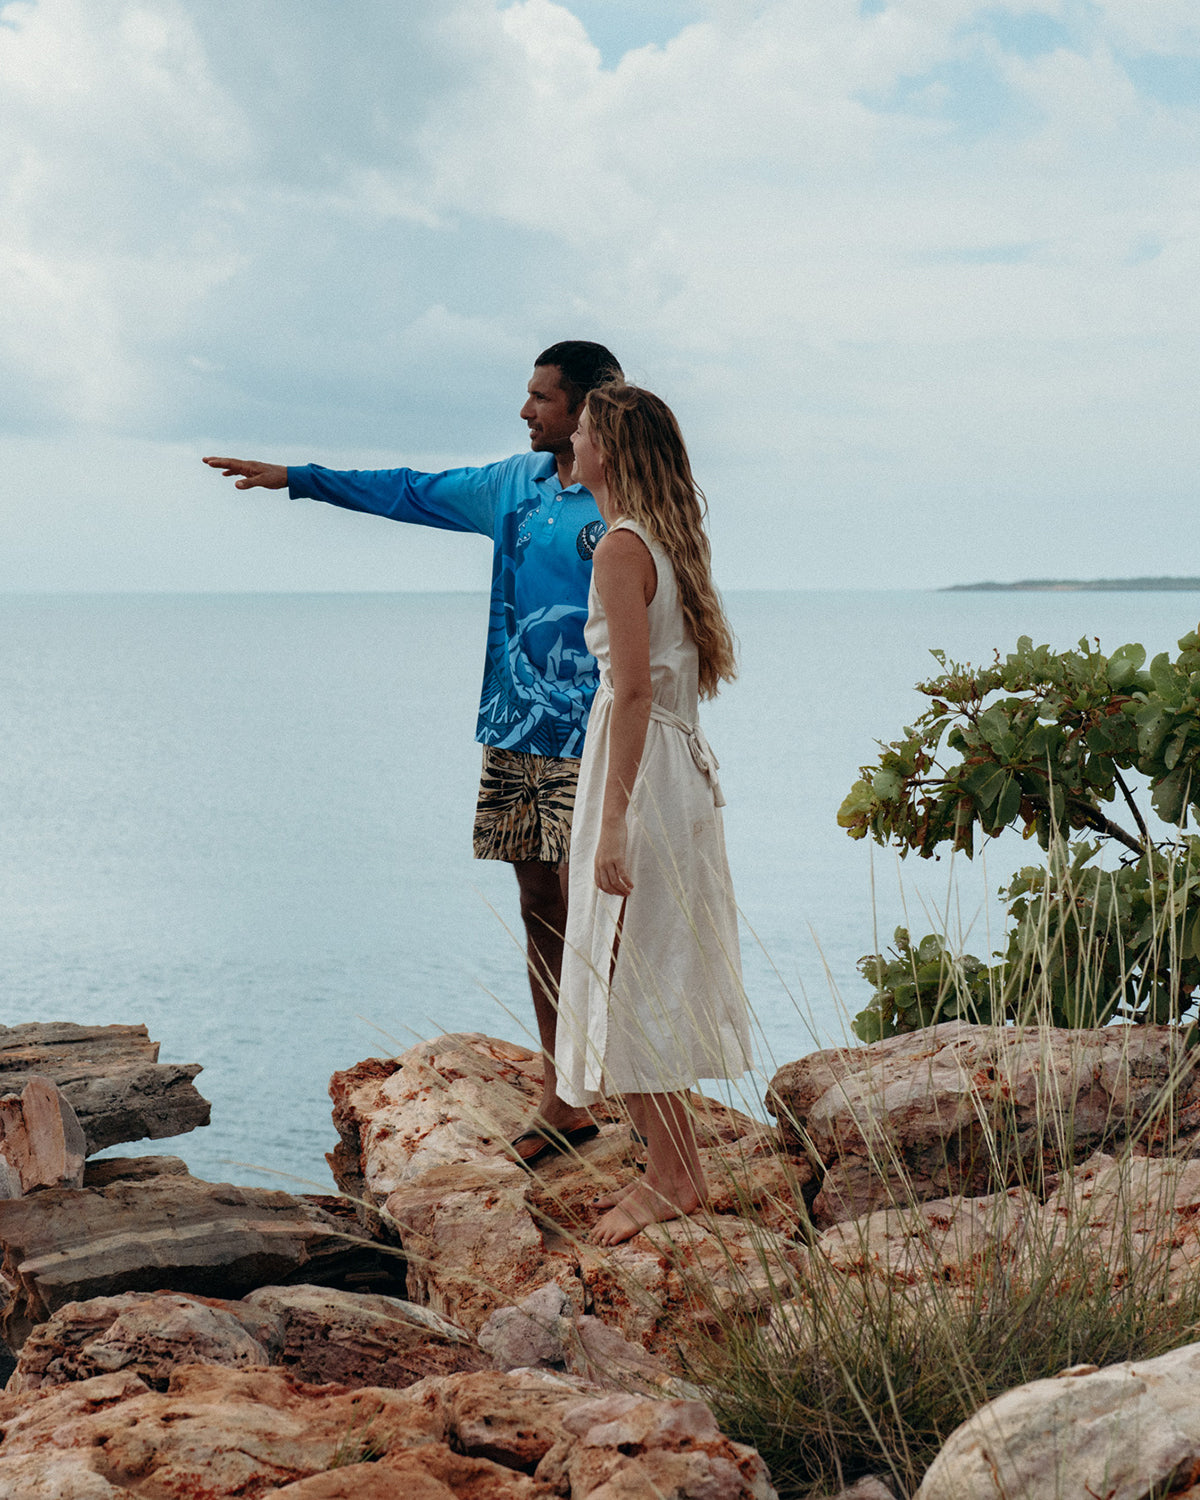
top-left (556, 519), bottom-right (751, 1106)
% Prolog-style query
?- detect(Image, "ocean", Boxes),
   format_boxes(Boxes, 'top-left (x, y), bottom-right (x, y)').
top-left (3, 589), bottom-right (1196, 1188)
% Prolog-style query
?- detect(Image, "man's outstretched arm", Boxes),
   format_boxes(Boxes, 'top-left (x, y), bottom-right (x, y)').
top-left (202, 457), bottom-right (288, 490)
top-left (203, 452), bottom-right (500, 535)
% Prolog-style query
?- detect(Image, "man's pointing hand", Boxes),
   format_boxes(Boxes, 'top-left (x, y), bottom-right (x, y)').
top-left (202, 457), bottom-right (289, 491)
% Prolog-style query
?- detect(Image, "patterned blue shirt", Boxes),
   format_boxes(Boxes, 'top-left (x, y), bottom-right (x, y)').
top-left (288, 454), bottom-right (606, 757)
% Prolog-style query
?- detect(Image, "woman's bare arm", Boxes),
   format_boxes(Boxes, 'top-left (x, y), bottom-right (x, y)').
top-left (591, 528), bottom-right (657, 896)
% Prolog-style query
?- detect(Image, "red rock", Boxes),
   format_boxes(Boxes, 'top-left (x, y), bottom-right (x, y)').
top-left (12, 1284), bottom-right (486, 1396)
top-left (0, 1021), bottom-right (210, 1154)
top-left (0, 1363), bottom-right (780, 1498)
top-left (0, 1168), bottom-right (404, 1348)
top-left (11, 1290), bottom-right (276, 1392)
top-left (580, 1213), bottom-right (804, 1359)
top-left (0, 1366), bottom-right (442, 1497)
top-left (477, 1282), bottom-right (669, 1388)
top-left (768, 1022), bottom-right (1194, 1226)
top-left (335, 1035), bottom-right (809, 1360)
top-left (244, 1283), bottom-right (489, 1388)
top-left (384, 1160), bottom-right (582, 1334)
top-left (914, 1339), bottom-right (1200, 1500)
top-left (0, 1077), bottom-right (86, 1196)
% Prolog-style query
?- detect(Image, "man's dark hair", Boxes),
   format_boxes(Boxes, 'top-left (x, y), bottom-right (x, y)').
top-left (535, 341), bottom-right (623, 409)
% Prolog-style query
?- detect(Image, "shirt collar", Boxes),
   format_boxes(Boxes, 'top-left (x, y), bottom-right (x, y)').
top-left (532, 452), bottom-right (585, 494)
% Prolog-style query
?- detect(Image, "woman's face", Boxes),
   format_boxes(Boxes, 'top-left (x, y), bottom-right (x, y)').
top-left (570, 408), bottom-right (607, 494)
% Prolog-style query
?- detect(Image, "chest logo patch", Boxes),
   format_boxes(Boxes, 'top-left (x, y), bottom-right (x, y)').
top-left (576, 519), bottom-right (607, 560)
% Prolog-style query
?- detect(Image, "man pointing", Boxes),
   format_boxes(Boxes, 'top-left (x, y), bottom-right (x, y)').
top-left (204, 339), bottom-right (622, 1165)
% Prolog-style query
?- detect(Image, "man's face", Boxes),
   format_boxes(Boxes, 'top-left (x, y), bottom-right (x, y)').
top-left (520, 365), bottom-right (580, 455)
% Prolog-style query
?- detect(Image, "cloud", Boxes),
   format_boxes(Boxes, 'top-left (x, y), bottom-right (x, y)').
top-left (1, 0), bottom-right (1197, 588)
top-left (0, 0), bottom-right (250, 428)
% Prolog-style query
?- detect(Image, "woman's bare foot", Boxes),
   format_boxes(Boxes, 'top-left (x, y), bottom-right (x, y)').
top-left (590, 1180), bottom-right (639, 1211)
top-left (592, 1181), bottom-right (703, 1246)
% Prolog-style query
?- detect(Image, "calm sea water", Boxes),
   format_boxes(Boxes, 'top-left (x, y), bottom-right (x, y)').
top-left (3, 590), bottom-right (1197, 1188)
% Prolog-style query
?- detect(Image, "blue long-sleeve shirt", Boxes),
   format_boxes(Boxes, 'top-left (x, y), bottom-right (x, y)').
top-left (288, 453), bottom-right (607, 758)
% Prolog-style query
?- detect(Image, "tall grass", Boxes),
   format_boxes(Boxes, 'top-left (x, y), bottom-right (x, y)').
top-left (670, 924), bottom-right (1200, 1499)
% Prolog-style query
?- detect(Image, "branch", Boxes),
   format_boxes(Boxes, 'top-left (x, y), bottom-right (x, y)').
top-left (1112, 767), bottom-right (1151, 850)
top-left (1071, 797), bottom-right (1146, 857)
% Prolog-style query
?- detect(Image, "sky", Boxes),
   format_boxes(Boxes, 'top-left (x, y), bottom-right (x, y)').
top-left (1, 0), bottom-right (1198, 592)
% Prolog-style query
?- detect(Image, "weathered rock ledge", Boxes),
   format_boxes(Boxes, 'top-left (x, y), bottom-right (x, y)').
top-left (327, 1033), bottom-right (814, 1355)
top-left (0, 1021), bottom-right (210, 1153)
top-left (0, 1024), bottom-right (790, 1498)
top-left (7, 1018), bottom-right (1200, 1496)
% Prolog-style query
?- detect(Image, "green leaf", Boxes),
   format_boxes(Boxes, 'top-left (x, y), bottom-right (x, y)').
top-left (1023, 723), bottom-right (1058, 760)
top-left (916, 934), bottom-right (944, 965)
top-left (872, 768), bottom-right (904, 801)
top-left (1153, 768), bottom-right (1189, 827)
top-left (963, 763), bottom-right (1008, 809)
top-left (1107, 643), bottom-right (1146, 690)
top-left (1136, 706), bottom-right (1169, 760)
top-left (837, 780), bottom-right (875, 828)
top-left (978, 705), bottom-right (1011, 748)
top-left (1151, 652), bottom-right (1182, 704)
top-left (1069, 840), bottom-right (1100, 873)
top-left (1086, 721), bottom-right (1114, 753)
top-left (852, 1007), bottom-right (888, 1042)
top-left (996, 774), bottom-right (1022, 826)
top-left (1164, 724), bottom-right (1193, 773)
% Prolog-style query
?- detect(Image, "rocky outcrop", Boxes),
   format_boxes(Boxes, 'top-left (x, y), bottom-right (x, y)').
top-left (915, 1340), bottom-right (1200, 1500)
top-left (19, 1014), bottom-right (1200, 1498)
top-left (0, 1363), bottom-right (779, 1498)
top-left (0, 1021), bottom-right (210, 1153)
top-left (759, 1149), bottom-right (1200, 1349)
top-left (0, 1156), bottom-right (406, 1349)
top-left (13, 1290), bottom-right (278, 1392)
top-left (478, 1281), bottom-right (674, 1388)
top-left (0, 1076), bottom-right (86, 1197)
top-left (244, 1285), bottom-right (488, 1390)
top-left (767, 1020), bottom-right (1194, 1226)
top-left (11, 1284), bottom-right (487, 1394)
top-left (329, 1033), bottom-right (812, 1355)
top-left (0, 1025), bottom-right (794, 1496)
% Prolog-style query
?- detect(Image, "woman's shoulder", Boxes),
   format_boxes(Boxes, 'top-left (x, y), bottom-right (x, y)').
top-left (600, 517), bottom-right (650, 548)
top-left (595, 522), bottom-right (655, 572)
top-left (603, 517), bottom-right (669, 560)
top-left (594, 520), bottom-right (658, 599)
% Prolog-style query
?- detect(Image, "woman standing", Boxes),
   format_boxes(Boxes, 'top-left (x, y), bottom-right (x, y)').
top-left (555, 383), bottom-right (751, 1246)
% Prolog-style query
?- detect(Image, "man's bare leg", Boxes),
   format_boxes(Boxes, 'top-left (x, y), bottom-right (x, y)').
top-left (512, 858), bottom-right (593, 1156)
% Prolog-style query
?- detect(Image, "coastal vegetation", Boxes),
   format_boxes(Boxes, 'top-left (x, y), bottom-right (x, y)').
top-left (659, 620), bottom-right (1200, 1496)
top-left (838, 626), bottom-right (1200, 1038)
top-left (684, 1013), bottom-right (1200, 1498)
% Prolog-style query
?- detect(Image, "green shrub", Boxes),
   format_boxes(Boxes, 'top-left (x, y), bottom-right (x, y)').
top-left (839, 627), bottom-right (1200, 1037)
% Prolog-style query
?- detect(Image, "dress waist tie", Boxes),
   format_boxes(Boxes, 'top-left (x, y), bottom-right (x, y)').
top-left (647, 701), bottom-right (726, 809)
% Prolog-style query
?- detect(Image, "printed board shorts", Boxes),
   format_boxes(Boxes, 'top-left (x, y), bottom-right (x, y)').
top-left (473, 746), bottom-right (580, 864)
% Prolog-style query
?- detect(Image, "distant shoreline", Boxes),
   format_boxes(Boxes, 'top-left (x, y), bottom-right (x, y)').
top-left (943, 578), bottom-right (1200, 593)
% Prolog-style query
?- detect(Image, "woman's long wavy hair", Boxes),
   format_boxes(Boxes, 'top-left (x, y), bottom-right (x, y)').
top-left (584, 382), bottom-right (736, 699)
